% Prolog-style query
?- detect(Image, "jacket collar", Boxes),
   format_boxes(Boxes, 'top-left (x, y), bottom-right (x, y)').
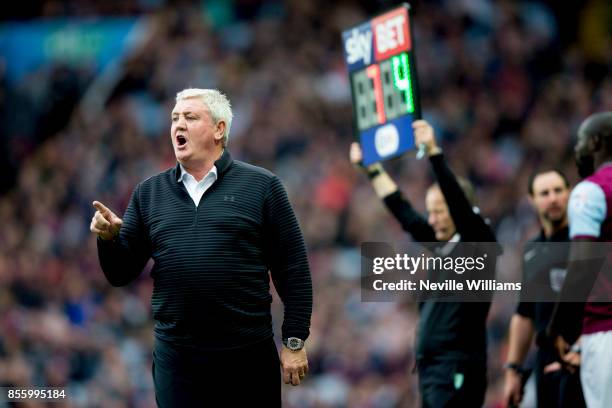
top-left (173, 149), bottom-right (233, 182)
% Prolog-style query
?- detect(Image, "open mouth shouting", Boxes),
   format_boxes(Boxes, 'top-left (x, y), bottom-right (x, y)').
top-left (176, 134), bottom-right (188, 148)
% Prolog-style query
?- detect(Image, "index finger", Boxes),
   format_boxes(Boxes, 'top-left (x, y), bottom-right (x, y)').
top-left (93, 201), bottom-right (112, 216)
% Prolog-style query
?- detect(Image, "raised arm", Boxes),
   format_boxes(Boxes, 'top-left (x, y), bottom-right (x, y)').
top-left (349, 142), bottom-right (437, 242)
top-left (412, 120), bottom-right (495, 242)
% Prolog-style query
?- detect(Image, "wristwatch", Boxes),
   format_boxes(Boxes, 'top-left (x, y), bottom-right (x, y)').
top-left (283, 337), bottom-right (305, 351)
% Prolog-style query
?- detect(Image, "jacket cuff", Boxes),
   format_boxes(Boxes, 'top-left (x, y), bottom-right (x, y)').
top-left (283, 327), bottom-right (310, 341)
top-left (428, 151), bottom-right (445, 166)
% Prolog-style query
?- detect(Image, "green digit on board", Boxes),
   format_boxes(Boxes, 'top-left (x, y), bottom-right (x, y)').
top-left (391, 53), bottom-right (414, 113)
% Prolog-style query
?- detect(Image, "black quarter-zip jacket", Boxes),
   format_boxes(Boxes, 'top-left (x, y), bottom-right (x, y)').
top-left (97, 150), bottom-right (312, 349)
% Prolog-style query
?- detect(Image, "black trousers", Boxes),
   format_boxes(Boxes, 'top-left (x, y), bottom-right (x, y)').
top-left (535, 351), bottom-right (585, 408)
top-left (152, 336), bottom-right (281, 408)
top-left (418, 359), bottom-right (487, 408)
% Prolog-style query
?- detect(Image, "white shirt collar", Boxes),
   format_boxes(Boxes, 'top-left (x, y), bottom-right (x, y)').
top-left (436, 233), bottom-right (461, 256)
top-left (178, 164), bottom-right (218, 183)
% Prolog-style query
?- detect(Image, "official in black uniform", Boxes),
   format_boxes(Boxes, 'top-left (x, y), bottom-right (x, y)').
top-left (90, 88), bottom-right (312, 407)
top-left (351, 120), bottom-right (499, 407)
top-left (503, 169), bottom-right (585, 408)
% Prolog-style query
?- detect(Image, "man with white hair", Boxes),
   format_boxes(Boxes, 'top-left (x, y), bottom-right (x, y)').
top-left (90, 88), bottom-right (312, 406)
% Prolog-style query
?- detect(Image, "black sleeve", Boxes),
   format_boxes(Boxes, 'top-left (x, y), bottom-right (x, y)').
top-left (96, 183), bottom-right (151, 287)
top-left (429, 153), bottom-right (496, 242)
top-left (264, 176), bottom-right (313, 341)
top-left (516, 302), bottom-right (534, 319)
top-left (383, 190), bottom-right (437, 242)
top-left (516, 247), bottom-right (535, 319)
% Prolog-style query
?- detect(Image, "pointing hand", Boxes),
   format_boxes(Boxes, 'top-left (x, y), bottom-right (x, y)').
top-left (90, 201), bottom-right (123, 241)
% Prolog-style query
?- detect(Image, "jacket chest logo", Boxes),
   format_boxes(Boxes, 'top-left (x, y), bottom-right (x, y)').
top-left (549, 267), bottom-right (567, 293)
top-left (224, 195), bottom-right (235, 202)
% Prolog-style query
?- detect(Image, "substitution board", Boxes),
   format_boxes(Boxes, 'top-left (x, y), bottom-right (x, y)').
top-left (342, 4), bottom-right (421, 165)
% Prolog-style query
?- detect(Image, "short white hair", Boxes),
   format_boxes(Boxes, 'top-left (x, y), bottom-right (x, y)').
top-left (175, 88), bottom-right (233, 145)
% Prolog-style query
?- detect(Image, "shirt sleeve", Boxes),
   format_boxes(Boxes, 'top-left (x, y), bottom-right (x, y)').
top-left (429, 154), bottom-right (496, 242)
top-left (568, 180), bottom-right (607, 239)
top-left (516, 244), bottom-right (536, 319)
top-left (264, 176), bottom-right (313, 341)
top-left (97, 183), bottom-right (151, 286)
top-left (383, 191), bottom-right (438, 242)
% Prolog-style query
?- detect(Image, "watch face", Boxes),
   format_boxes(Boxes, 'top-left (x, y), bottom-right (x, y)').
top-left (288, 337), bottom-right (302, 350)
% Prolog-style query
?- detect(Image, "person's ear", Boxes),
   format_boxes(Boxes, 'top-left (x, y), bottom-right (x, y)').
top-left (215, 121), bottom-right (226, 143)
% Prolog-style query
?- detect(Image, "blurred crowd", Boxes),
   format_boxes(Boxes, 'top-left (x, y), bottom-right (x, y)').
top-left (1, 0), bottom-right (612, 406)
